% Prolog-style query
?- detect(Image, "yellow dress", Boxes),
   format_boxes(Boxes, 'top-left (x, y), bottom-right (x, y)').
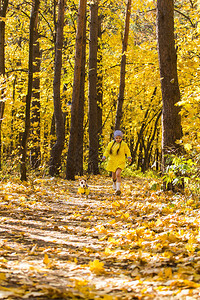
top-left (103, 140), bottom-right (131, 172)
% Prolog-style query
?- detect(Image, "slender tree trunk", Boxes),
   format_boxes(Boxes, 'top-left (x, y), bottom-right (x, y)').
top-left (88, 0), bottom-right (99, 175)
top-left (49, 0), bottom-right (65, 176)
top-left (31, 27), bottom-right (41, 169)
top-left (156, 0), bottom-right (183, 188)
top-left (97, 14), bottom-right (103, 158)
top-left (141, 110), bottom-right (162, 172)
top-left (20, 0), bottom-right (40, 181)
top-left (75, 5), bottom-right (87, 176)
top-left (66, 0), bottom-right (86, 180)
top-left (0, 0), bottom-right (9, 169)
top-left (10, 76), bottom-right (17, 154)
top-left (132, 87), bottom-right (157, 161)
top-left (115, 0), bottom-right (131, 130)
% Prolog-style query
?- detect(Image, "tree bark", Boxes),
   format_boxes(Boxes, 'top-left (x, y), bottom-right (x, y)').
top-left (141, 110), bottom-right (162, 172)
top-left (0, 0), bottom-right (9, 169)
top-left (115, 0), bottom-right (131, 130)
top-left (132, 87), bottom-right (157, 161)
top-left (31, 27), bottom-right (41, 169)
top-left (10, 76), bottom-right (17, 154)
top-left (88, 0), bottom-right (99, 175)
top-left (156, 0), bottom-right (183, 183)
top-left (66, 0), bottom-right (86, 180)
top-left (75, 4), bottom-right (87, 176)
top-left (49, 0), bottom-right (65, 176)
top-left (97, 14), bottom-right (103, 159)
top-left (20, 0), bottom-right (40, 181)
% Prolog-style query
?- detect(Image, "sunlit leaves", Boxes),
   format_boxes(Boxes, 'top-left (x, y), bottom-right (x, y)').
top-left (89, 259), bottom-right (105, 275)
top-left (1, 0), bottom-right (198, 175)
top-left (0, 175), bottom-right (200, 298)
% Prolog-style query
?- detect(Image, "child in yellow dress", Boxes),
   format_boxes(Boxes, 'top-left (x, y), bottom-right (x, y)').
top-left (102, 130), bottom-right (132, 195)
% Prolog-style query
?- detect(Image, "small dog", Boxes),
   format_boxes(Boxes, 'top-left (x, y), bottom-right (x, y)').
top-left (78, 179), bottom-right (90, 197)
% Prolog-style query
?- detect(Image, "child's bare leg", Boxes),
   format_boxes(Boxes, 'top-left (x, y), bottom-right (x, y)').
top-left (112, 172), bottom-right (116, 190)
top-left (116, 168), bottom-right (122, 194)
top-left (112, 172), bottom-right (116, 181)
top-left (116, 168), bottom-right (122, 182)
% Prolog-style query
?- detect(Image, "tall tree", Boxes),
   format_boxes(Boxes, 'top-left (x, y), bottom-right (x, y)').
top-left (156, 0), bottom-right (183, 188)
top-left (115, 0), bottom-right (131, 130)
top-left (66, 0), bottom-right (86, 180)
top-left (97, 14), bottom-right (103, 158)
top-left (0, 0), bottom-right (9, 169)
top-left (49, 0), bottom-right (65, 176)
top-left (20, 0), bottom-right (40, 181)
top-left (75, 3), bottom-right (87, 176)
top-left (30, 25), bottom-right (41, 169)
top-left (88, 0), bottom-right (99, 174)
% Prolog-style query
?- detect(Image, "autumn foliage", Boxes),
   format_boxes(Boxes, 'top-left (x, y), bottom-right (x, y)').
top-left (0, 0), bottom-right (199, 179)
top-left (0, 0), bottom-right (199, 298)
top-left (0, 175), bottom-right (200, 299)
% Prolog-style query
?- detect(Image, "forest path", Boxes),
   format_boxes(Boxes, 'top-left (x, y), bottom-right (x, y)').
top-left (0, 175), bottom-right (200, 299)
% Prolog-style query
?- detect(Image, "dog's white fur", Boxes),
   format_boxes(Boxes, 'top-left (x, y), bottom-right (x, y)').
top-left (79, 179), bottom-right (88, 189)
top-left (78, 179), bottom-right (90, 198)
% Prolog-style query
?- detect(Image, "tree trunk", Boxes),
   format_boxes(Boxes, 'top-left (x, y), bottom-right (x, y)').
top-left (97, 14), bottom-right (103, 159)
top-left (10, 76), bottom-right (17, 154)
top-left (141, 110), bottom-right (162, 172)
top-left (31, 27), bottom-right (41, 169)
top-left (132, 87), bottom-right (157, 161)
top-left (88, 0), bottom-right (99, 175)
top-left (0, 0), bottom-right (9, 169)
top-left (20, 0), bottom-right (40, 181)
top-left (66, 0), bottom-right (86, 180)
top-left (156, 0), bottom-right (183, 188)
top-left (49, 0), bottom-right (65, 176)
top-left (75, 4), bottom-right (87, 176)
top-left (115, 0), bottom-right (131, 130)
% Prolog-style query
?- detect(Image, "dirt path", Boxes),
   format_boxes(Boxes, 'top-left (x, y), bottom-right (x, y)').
top-left (0, 175), bottom-right (200, 299)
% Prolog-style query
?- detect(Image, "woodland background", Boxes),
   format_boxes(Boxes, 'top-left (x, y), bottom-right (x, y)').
top-left (0, 0), bottom-right (199, 190)
top-left (0, 1), bottom-right (200, 299)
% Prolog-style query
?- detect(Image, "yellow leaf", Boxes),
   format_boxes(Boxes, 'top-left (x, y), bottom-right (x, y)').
top-left (3, 195), bottom-right (9, 201)
top-left (75, 279), bottom-right (88, 287)
top-left (104, 248), bottom-right (113, 255)
top-left (170, 279), bottom-right (200, 288)
top-left (95, 225), bottom-right (107, 234)
top-left (108, 237), bottom-right (119, 245)
top-left (83, 247), bottom-right (91, 253)
top-left (99, 235), bottom-right (108, 241)
top-left (0, 273), bottom-right (6, 281)
top-left (165, 267), bottom-right (172, 279)
top-left (184, 143), bottom-right (192, 151)
top-left (112, 201), bottom-right (120, 207)
top-left (136, 227), bottom-right (144, 238)
top-left (167, 232), bottom-right (179, 243)
top-left (163, 251), bottom-right (173, 259)
top-left (185, 243), bottom-right (195, 254)
top-left (108, 220), bottom-right (115, 225)
top-left (155, 219), bottom-right (162, 226)
top-left (89, 259), bottom-right (105, 275)
top-left (74, 213), bottom-right (82, 217)
top-left (43, 253), bottom-right (50, 265)
top-left (197, 22), bottom-right (200, 33)
top-left (102, 295), bottom-right (113, 300)
top-left (124, 212), bottom-right (130, 219)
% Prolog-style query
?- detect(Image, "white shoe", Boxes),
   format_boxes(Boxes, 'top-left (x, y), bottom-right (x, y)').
top-left (116, 182), bottom-right (121, 195)
top-left (113, 181), bottom-right (116, 190)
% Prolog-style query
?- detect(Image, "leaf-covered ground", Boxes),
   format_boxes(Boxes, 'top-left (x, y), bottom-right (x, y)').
top-left (0, 175), bottom-right (200, 299)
